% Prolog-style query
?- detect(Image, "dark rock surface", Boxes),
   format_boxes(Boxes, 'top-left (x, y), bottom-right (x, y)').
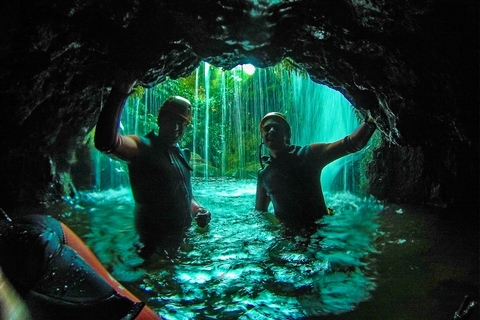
top-left (0, 0), bottom-right (478, 211)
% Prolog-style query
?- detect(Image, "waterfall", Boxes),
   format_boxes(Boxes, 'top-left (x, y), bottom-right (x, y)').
top-left (204, 62), bottom-right (211, 179)
top-left (233, 66), bottom-right (246, 178)
top-left (193, 68), bottom-right (199, 177)
top-left (88, 61), bottom-right (365, 192)
top-left (285, 71), bottom-right (360, 192)
top-left (221, 71), bottom-right (227, 177)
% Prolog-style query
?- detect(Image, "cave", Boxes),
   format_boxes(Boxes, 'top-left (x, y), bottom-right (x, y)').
top-left (0, 0), bottom-right (478, 318)
top-left (1, 0), bottom-right (478, 213)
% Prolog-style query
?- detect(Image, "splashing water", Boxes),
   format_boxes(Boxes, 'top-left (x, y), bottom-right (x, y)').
top-left (66, 179), bottom-right (382, 319)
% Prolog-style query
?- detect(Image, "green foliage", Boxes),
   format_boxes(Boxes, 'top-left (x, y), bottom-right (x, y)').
top-left (277, 58), bottom-right (309, 79)
top-left (130, 86), bottom-right (145, 100)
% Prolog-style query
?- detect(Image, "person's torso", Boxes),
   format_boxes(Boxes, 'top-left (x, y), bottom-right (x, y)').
top-left (128, 131), bottom-right (193, 223)
top-left (258, 145), bottom-right (327, 223)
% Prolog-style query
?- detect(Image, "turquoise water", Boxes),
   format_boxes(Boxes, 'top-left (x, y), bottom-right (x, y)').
top-left (64, 179), bottom-right (383, 319)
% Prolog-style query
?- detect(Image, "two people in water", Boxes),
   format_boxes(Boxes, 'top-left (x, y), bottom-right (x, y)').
top-left (0, 73), bottom-right (376, 320)
top-left (95, 72), bottom-right (376, 256)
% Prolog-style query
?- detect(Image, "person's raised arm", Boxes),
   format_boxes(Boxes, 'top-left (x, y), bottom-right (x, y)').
top-left (94, 73), bottom-right (141, 161)
top-left (345, 116), bottom-right (376, 152)
top-left (310, 116), bottom-right (377, 165)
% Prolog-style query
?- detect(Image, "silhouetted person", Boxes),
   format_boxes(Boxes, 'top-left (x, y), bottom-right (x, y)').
top-left (95, 73), bottom-right (211, 258)
top-left (255, 112), bottom-right (376, 228)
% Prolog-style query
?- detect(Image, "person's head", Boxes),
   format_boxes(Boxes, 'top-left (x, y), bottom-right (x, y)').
top-left (158, 96), bottom-right (192, 145)
top-left (260, 112), bottom-right (291, 154)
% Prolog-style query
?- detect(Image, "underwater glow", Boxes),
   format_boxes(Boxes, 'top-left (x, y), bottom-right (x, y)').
top-left (68, 180), bottom-right (382, 319)
top-left (242, 63), bottom-right (256, 75)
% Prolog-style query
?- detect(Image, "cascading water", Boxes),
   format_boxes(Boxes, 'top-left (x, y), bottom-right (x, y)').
top-left (90, 61), bottom-right (366, 191)
top-left (193, 68), bottom-right (200, 176)
top-left (286, 73), bottom-right (360, 192)
top-left (233, 66), bottom-right (246, 178)
top-left (221, 71), bottom-right (227, 177)
top-left (204, 62), bottom-right (211, 179)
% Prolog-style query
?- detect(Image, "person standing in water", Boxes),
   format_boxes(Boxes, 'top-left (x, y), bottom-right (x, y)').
top-left (95, 72), bottom-right (211, 258)
top-left (255, 112), bottom-right (376, 228)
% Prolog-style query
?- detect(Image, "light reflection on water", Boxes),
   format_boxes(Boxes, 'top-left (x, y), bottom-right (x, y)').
top-left (66, 179), bottom-right (383, 319)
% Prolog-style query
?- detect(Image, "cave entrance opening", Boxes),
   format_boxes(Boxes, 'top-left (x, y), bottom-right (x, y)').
top-left (88, 59), bottom-right (378, 194)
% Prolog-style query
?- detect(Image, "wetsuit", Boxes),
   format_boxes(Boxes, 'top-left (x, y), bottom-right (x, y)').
top-left (128, 131), bottom-right (194, 253)
top-left (258, 145), bottom-right (327, 224)
top-left (0, 214), bottom-right (160, 320)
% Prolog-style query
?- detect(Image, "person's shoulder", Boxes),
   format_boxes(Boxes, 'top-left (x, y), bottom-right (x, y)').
top-left (140, 131), bottom-right (158, 146)
top-left (124, 134), bottom-right (148, 146)
top-left (301, 143), bottom-right (330, 162)
top-left (284, 144), bottom-right (300, 153)
top-left (307, 142), bottom-right (329, 153)
top-left (145, 130), bottom-right (156, 140)
top-left (291, 144), bottom-right (310, 156)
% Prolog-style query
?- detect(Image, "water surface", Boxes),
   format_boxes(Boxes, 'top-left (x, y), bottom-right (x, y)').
top-left (66, 179), bottom-right (382, 319)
